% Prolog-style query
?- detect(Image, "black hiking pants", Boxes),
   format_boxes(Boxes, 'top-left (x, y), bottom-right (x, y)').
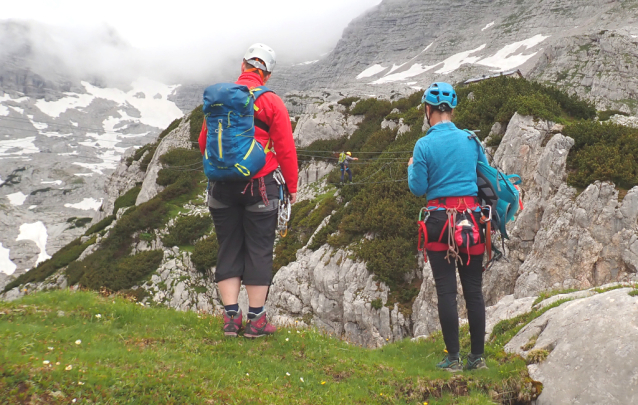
top-left (208, 173), bottom-right (279, 286)
top-left (425, 210), bottom-right (486, 356)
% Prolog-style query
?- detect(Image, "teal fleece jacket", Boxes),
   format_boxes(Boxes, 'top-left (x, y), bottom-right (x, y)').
top-left (408, 122), bottom-right (488, 201)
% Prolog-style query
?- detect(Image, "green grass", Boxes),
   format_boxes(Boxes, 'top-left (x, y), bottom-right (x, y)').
top-left (531, 288), bottom-right (579, 306)
top-left (0, 291), bottom-right (540, 404)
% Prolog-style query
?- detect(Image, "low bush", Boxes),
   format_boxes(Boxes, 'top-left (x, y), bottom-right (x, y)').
top-left (156, 148), bottom-right (203, 186)
top-left (113, 187), bottom-right (141, 214)
top-left (140, 143), bottom-right (158, 172)
top-left (80, 250), bottom-right (164, 291)
top-left (66, 217), bottom-right (93, 230)
top-left (158, 118), bottom-right (182, 140)
top-left (189, 105), bottom-right (205, 145)
top-left (162, 215), bottom-right (213, 247)
top-left (273, 196), bottom-right (338, 272)
top-left (598, 109), bottom-right (629, 121)
top-left (84, 215), bottom-right (115, 236)
top-left (337, 96), bottom-right (360, 109)
top-left (191, 236), bottom-right (219, 273)
top-left (454, 76), bottom-right (596, 141)
top-left (565, 121), bottom-right (638, 189)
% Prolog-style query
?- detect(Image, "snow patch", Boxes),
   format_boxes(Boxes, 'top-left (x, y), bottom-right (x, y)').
top-left (9, 106), bottom-right (24, 115)
top-left (0, 105), bottom-right (8, 117)
top-left (41, 180), bottom-right (63, 186)
top-left (357, 64), bottom-right (388, 79)
top-left (0, 137), bottom-right (40, 157)
top-left (16, 221), bottom-right (51, 267)
top-left (482, 22), bottom-right (495, 31)
top-left (64, 197), bottom-right (103, 211)
top-left (0, 243), bottom-right (17, 275)
top-left (435, 44), bottom-right (487, 74)
top-left (477, 34), bottom-right (550, 71)
top-left (295, 60), bottom-right (319, 66)
top-left (74, 173), bottom-right (94, 177)
top-left (28, 205), bottom-right (37, 210)
top-left (422, 43), bottom-right (434, 53)
top-left (35, 78), bottom-right (183, 129)
top-left (371, 63), bottom-right (439, 84)
top-left (7, 192), bottom-right (28, 206)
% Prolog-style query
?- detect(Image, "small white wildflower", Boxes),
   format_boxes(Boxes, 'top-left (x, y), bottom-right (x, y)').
top-left (95, 314), bottom-right (102, 319)
top-left (56, 362), bottom-right (60, 366)
top-left (286, 372), bottom-right (290, 376)
top-left (246, 373), bottom-right (249, 376)
top-left (285, 338), bottom-right (289, 342)
top-left (42, 360), bottom-right (50, 365)
top-left (72, 399), bottom-right (77, 403)
top-left (65, 365), bottom-right (73, 371)
top-left (75, 340), bottom-right (82, 345)
top-left (47, 347), bottom-right (54, 351)
top-left (78, 382), bottom-right (85, 386)
top-left (297, 330), bottom-right (300, 334)
top-left (300, 377), bottom-right (304, 383)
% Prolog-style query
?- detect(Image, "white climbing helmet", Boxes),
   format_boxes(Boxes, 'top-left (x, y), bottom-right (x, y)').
top-left (244, 43), bottom-right (277, 73)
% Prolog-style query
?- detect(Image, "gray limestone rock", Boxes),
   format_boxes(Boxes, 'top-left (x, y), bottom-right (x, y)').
top-left (293, 101), bottom-right (363, 148)
top-left (268, 245), bottom-right (409, 347)
top-left (505, 288), bottom-right (638, 405)
top-left (136, 118), bottom-right (192, 205)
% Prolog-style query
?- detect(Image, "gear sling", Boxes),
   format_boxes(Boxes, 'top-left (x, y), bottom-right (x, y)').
top-left (417, 197), bottom-right (488, 266)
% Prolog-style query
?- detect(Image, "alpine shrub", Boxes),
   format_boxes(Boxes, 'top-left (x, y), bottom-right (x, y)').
top-left (162, 215), bottom-right (213, 247)
top-left (191, 236), bottom-right (219, 273)
top-left (189, 105), bottom-right (205, 145)
top-left (113, 187), bottom-right (141, 214)
top-left (80, 250), bottom-right (164, 291)
top-left (565, 121), bottom-right (638, 189)
top-left (84, 215), bottom-right (115, 236)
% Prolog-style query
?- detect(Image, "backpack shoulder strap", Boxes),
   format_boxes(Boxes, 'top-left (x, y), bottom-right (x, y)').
top-left (250, 87), bottom-right (274, 133)
top-left (463, 129), bottom-right (486, 154)
top-left (250, 86), bottom-right (274, 101)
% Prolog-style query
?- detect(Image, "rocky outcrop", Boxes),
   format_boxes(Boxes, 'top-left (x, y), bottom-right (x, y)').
top-left (479, 114), bottom-right (638, 301)
top-left (505, 287), bottom-right (638, 405)
top-left (99, 149), bottom-right (146, 219)
top-left (271, 0), bottom-right (637, 114)
top-left (293, 101), bottom-right (363, 148)
top-left (268, 245), bottom-right (410, 348)
top-left (136, 118), bottom-right (192, 205)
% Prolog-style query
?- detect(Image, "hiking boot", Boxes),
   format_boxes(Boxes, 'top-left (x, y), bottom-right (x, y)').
top-left (436, 355), bottom-right (463, 373)
top-left (223, 309), bottom-right (243, 337)
top-left (244, 311), bottom-right (276, 338)
top-left (465, 355), bottom-right (488, 371)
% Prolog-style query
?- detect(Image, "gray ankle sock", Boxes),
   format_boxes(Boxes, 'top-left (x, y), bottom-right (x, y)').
top-left (448, 352), bottom-right (460, 361)
top-left (469, 353), bottom-right (484, 361)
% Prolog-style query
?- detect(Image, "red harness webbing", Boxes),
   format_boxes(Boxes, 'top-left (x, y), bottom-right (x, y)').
top-left (417, 196), bottom-right (486, 263)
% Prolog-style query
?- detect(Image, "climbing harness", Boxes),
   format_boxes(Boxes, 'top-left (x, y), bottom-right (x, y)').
top-left (273, 169), bottom-right (291, 237)
top-left (417, 197), bottom-right (490, 268)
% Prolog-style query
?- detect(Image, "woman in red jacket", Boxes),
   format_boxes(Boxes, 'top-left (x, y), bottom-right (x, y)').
top-left (198, 44), bottom-right (298, 338)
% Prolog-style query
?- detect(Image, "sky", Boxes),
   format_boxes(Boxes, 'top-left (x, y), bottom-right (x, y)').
top-left (2, 0), bottom-right (383, 84)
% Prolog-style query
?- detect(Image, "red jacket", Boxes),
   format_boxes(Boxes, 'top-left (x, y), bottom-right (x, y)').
top-left (198, 72), bottom-right (298, 193)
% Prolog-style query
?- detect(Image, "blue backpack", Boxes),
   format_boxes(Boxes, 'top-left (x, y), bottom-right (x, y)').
top-left (465, 130), bottom-right (522, 239)
top-left (202, 84), bottom-right (272, 181)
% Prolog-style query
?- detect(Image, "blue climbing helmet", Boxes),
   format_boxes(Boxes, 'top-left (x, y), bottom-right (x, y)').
top-left (421, 82), bottom-right (458, 110)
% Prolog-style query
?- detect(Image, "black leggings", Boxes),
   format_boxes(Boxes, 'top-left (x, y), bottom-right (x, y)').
top-left (425, 210), bottom-right (485, 355)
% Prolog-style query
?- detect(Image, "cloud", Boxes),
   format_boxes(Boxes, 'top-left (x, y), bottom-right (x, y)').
top-left (1, 0), bottom-right (382, 86)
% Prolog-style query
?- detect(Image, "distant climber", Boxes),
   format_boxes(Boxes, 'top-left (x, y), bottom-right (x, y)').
top-left (338, 151), bottom-right (358, 183)
top-left (408, 82), bottom-right (490, 372)
top-left (198, 43), bottom-right (298, 338)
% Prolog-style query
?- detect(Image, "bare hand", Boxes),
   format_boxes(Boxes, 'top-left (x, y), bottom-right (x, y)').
top-left (290, 193), bottom-right (297, 204)
top-left (408, 157), bottom-right (414, 166)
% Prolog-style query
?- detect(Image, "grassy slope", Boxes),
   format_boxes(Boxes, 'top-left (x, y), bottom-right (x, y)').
top-left (0, 291), bottom-right (538, 405)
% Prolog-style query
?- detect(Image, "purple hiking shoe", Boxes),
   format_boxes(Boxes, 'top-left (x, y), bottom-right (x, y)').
top-left (223, 309), bottom-right (243, 337)
top-left (244, 311), bottom-right (276, 338)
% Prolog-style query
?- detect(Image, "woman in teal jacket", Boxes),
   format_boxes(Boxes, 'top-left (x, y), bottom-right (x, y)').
top-left (408, 82), bottom-right (489, 372)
